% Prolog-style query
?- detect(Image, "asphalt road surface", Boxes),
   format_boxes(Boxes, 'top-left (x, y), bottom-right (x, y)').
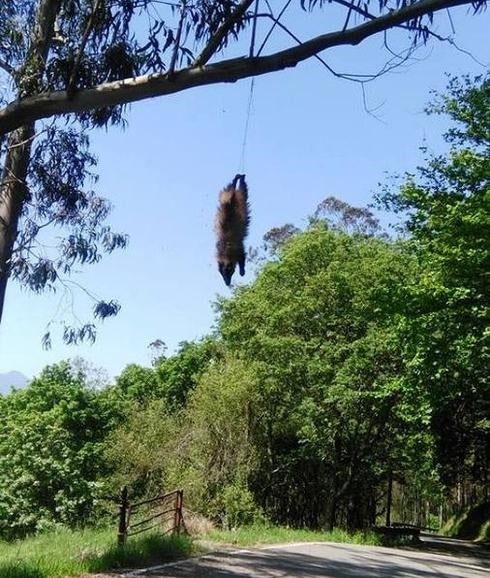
top-left (126, 537), bottom-right (489, 578)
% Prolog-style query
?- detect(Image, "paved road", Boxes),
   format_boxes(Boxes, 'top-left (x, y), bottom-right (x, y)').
top-left (126, 538), bottom-right (489, 578)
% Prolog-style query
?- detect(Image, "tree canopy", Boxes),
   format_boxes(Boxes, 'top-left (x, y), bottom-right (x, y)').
top-left (376, 73), bottom-right (489, 491)
top-left (0, 362), bottom-right (117, 537)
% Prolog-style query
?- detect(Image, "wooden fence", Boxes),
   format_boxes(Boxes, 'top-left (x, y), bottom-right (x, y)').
top-left (117, 486), bottom-right (184, 545)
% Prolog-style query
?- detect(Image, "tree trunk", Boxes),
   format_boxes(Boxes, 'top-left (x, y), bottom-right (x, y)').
top-left (0, 0), bottom-right (60, 324)
top-left (328, 497), bottom-right (338, 530)
top-left (386, 470), bottom-right (393, 527)
top-left (0, 126), bottom-right (35, 324)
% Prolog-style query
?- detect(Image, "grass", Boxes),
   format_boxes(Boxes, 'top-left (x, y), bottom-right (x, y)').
top-left (477, 519), bottom-right (490, 543)
top-left (442, 502), bottom-right (490, 542)
top-left (204, 523), bottom-right (385, 548)
top-left (0, 526), bottom-right (193, 578)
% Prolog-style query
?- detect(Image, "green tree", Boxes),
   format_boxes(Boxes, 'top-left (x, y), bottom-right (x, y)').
top-left (0, 361), bottom-right (118, 538)
top-left (105, 339), bottom-right (220, 499)
top-left (156, 338), bottom-right (220, 409)
top-left (110, 339), bottom-right (219, 408)
top-left (104, 399), bottom-right (177, 498)
top-left (106, 354), bottom-right (259, 522)
top-left (218, 222), bottom-right (423, 529)
top-left (168, 357), bottom-right (260, 525)
top-left (114, 363), bottom-right (160, 405)
top-left (377, 74), bottom-right (489, 493)
top-left (0, 0), bottom-right (486, 343)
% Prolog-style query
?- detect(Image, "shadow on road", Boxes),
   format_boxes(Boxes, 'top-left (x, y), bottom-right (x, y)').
top-left (408, 533), bottom-right (490, 562)
top-left (141, 544), bottom-right (488, 578)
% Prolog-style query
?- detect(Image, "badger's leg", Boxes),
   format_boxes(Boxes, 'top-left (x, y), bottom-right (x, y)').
top-left (231, 174), bottom-right (247, 191)
top-left (239, 254), bottom-right (246, 276)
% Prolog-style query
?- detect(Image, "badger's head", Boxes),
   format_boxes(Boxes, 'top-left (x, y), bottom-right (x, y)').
top-left (218, 260), bottom-right (236, 286)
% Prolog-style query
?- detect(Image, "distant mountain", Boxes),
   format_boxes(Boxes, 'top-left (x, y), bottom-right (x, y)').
top-left (0, 371), bottom-right (28, 395)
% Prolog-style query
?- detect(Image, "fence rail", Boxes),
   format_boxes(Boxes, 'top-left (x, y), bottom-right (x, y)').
top-left (117, 486), bottom-right (184, 545)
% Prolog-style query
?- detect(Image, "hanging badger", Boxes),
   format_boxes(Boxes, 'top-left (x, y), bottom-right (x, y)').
top-left (215, 174), bottom-right (250, 286)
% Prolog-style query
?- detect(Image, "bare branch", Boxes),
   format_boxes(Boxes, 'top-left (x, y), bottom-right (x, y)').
top-left (333, 0), bottom-right (377, 22)
top-left (446, 7), bottom-right (457, 32)
top-left (68, 0), bottom-right (103, 96)
top-left (342, 2), bottom-right (354, 31)
top-left (258, 0), bottom-right (294, 57)
top-left (360, 82), bottom-right (386, 122)
top-left (258, 11), bottom-right (339, 76)
top-left (249, 0), bottom-right (260, 58)
top-left (194, 0), bottom-right (255, 67)
top-left (168, 1), bottom-right (187, 76)
top-left (4, 127), bottom-right (48, 149)
top-left (0, 58), bottom-right (14, 77)
top-left (0, 0), bottom-right (482, 136)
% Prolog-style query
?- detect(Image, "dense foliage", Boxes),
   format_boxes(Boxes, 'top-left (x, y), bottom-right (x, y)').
top-left (0, 362), bottom-right (117, 538)
top-left (376, 73), bottom-right (489, 492)
top-left (216, 227), bottom-right (416, 529)
top-left (0, 75), bottom-right (487, 539)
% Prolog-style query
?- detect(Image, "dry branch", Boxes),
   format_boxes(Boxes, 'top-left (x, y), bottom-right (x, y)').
top-left (0, 0), bottom-right (481, 135)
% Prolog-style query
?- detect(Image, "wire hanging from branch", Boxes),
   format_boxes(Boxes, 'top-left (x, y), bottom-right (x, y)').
top-left (238, 77), bottom-right (255, 172)
top-left (238, 0), bottom-right (260, 172)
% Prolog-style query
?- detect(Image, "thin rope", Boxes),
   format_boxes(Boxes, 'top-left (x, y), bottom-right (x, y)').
top-left (238, 0), bottom-right (259, 173)
top-left (238, 77), bottom-right (255, 173)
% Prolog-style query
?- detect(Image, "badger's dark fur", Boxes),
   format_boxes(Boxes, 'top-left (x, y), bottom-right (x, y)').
top-left (215, 174), bottom-right (250, 286)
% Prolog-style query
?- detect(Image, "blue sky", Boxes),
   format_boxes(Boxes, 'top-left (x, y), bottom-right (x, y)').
top-left (0, 5), bottom-right (488, 380)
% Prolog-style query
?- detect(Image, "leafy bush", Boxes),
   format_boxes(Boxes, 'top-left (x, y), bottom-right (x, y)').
top-left (165, 358), bottom-right (258, 523)
top-left (221, 481), bottom-right (264, 530)
top-left (0, 362), bottom-right (119, 539)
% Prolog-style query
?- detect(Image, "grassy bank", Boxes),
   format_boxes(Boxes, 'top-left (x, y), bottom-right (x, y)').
top-left (0, 527), bottom-right (193, 578)
top-left (442, 502), bottom-right (490, 542)
top-left (204, 524), bottom-right (384, 547)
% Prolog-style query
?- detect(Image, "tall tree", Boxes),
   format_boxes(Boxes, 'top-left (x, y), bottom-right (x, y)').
top-left (376, 73), bottom-right (489, 493)
top-left (0, 0), bottom-right (486, 343)
top-left (218, 220), bottom-right (422, 529)
top-left (156, 338), bottom-right (221, 409)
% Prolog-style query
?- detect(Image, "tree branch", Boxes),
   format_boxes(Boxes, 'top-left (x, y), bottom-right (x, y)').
top-left (0, 57), bottom-right (14, 77)
top-left (0, 0), bottom-right (481, 135)
top-left (67, 0), bottom-right (102, 96)
top-left (193, 0), bottom-right (256, 66)
top-left (168, 0), bottom-right (187, 76)
top-left (258, 0), bottom-right (294, 57)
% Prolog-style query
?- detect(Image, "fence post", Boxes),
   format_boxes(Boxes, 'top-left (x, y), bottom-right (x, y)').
top-left (173, 490), bottom-right (183, 534)
top-left (118, 485), bottom-right (129, 546)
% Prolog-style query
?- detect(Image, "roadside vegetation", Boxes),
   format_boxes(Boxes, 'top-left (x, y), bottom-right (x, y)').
top-left (0, 528), bottom-right (193, 578)
top-left (0, 523), bottom-right (408, 578)
top-left (204, 524), bottom-right (385, 547)
top-left (442, 503), bottom-right (490, 543)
